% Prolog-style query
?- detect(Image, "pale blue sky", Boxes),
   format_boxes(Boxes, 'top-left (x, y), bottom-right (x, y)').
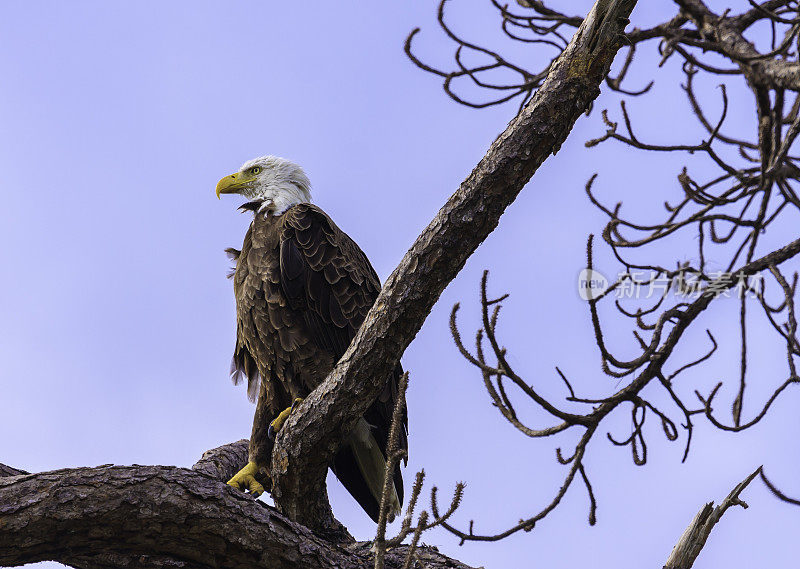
top-left (2, 2), bottom-right (799, 568)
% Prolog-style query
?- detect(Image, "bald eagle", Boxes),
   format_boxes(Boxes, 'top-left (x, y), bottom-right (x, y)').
top-left (216, 155), bottom-right (406, 522)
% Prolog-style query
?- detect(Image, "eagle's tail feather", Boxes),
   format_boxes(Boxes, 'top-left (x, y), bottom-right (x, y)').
top-left (350, 418), bottom-right (402, 521)
top-left (331, 418), bottom-right (402, 523)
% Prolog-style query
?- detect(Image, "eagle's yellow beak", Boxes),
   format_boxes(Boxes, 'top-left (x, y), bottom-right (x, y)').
top-left (216, 173), bottom-right (245, 199)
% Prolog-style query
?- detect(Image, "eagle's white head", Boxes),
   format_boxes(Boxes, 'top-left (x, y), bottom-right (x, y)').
top-left (215, 155), bottom-right (312, 216)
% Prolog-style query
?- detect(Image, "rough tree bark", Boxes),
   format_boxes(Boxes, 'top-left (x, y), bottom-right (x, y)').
top-left (0, 443), bottom-right (474, 569)
top-left (1, 0), bottom-right (639, 567)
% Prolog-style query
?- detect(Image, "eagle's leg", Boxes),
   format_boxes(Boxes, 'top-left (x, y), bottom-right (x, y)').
top-left (268, 397), bottom-right (304, 439)
top-left (226, 398), bottom-right (303, 497)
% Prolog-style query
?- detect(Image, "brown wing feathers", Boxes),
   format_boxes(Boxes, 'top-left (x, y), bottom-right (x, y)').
top-left (278, 206), bottom-right (408, 514)
top-left (280, 206), bottom-right (375, 356)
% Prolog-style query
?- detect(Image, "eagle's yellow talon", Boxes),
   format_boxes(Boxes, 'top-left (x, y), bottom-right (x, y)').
top-left (226, 461), bottom-right (265, 497)
top-left (268, 397), bottom-right (304, 438)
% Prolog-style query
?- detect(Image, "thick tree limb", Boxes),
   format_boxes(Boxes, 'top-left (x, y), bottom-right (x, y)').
top-left (268, 0), bottom-right (639, 530)
top-left (0, 443), bottom-right (476, 569)
top-left (674, 0), bottom-right (800, 89)
top-left (663, 467), bottom-right (762, 569)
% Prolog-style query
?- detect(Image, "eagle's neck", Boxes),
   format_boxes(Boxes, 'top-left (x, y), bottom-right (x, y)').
top-left (239, 199), bottom-right (309, 220)
top-left (246, 181), bottom-right (312, 217)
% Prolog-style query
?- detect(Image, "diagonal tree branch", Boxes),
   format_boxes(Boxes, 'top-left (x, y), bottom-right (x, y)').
top-left (268, 0), bottom-right (640, 531)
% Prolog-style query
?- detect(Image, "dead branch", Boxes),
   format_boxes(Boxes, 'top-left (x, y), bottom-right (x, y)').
top-left (663, 467), bottom-right (762, 569)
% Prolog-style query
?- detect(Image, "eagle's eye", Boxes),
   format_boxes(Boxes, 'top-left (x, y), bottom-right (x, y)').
top-left (251, 167), bottom-right (261, 175)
